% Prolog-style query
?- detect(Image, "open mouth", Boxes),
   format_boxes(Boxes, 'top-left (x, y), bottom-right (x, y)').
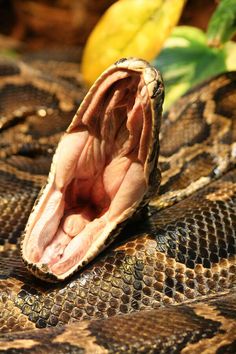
top-left (22, 58), bottom-right (162, 280)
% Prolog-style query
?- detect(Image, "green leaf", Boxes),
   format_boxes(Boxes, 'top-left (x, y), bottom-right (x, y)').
top-left (207, 0), bottom-right (236, 47)
top-left (152, 26), bottom-right (236, 111)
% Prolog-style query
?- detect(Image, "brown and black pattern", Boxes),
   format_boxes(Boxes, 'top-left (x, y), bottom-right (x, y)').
top-left (1, 168), bottom-right (235, 333)
top-left (0, 59), bottom-right (85, 159)
top-left (0, 292), bottom-right (235, 353)
top-left (0, 58), bottom-right (235, 352)
top-left (152, 71), bottom-right (236, 210)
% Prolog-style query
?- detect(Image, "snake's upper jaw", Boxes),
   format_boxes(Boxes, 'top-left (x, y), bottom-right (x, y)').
top-left (21, 58), bottom-right (164, 282)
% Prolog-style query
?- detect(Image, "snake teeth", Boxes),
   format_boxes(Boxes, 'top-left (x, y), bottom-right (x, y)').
top-left (21, 58), bottom-right (164, 282)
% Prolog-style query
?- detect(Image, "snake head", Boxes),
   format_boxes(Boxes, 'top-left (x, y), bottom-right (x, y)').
top-left (21, 58), bottom-right (164, 282)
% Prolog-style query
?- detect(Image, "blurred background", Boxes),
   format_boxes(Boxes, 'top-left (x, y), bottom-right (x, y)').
top-left (0, 0), bottom-right (235, 109)
top-left (0, 0), bottom-right (217, 50)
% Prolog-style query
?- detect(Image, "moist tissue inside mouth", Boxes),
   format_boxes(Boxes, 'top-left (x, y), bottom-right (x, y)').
top-left (25, 70), bottom-right (152, 276)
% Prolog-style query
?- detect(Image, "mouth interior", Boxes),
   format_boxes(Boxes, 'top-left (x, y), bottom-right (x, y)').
top-left (24, 69), bottom-right (152, 277)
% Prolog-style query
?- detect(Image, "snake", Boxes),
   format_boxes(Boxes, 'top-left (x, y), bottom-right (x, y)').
top-left (0, 55), bottom-right (235, 353)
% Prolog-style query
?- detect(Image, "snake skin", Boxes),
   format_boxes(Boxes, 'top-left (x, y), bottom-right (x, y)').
top-left (0, 58), bottom-right (235, 353)
top-left (0, 292), bottom-right (235, 353)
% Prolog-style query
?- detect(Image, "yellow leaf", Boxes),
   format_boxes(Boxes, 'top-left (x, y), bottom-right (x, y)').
top-left (82, 0), bottom-right (186, 86)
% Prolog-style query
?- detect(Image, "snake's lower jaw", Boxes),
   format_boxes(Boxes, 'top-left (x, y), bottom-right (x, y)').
top-left (21, 58), bottom-right (163, 281)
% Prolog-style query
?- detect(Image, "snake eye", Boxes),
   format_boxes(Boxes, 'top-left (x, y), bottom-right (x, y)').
top-left (151, 81), bottom-right (164, 99)
top-left (114, 58), bottom-right (128, 65)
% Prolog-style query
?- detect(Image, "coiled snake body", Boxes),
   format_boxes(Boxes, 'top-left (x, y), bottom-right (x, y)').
top-left (0, 57), bottom-right (235, 353)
